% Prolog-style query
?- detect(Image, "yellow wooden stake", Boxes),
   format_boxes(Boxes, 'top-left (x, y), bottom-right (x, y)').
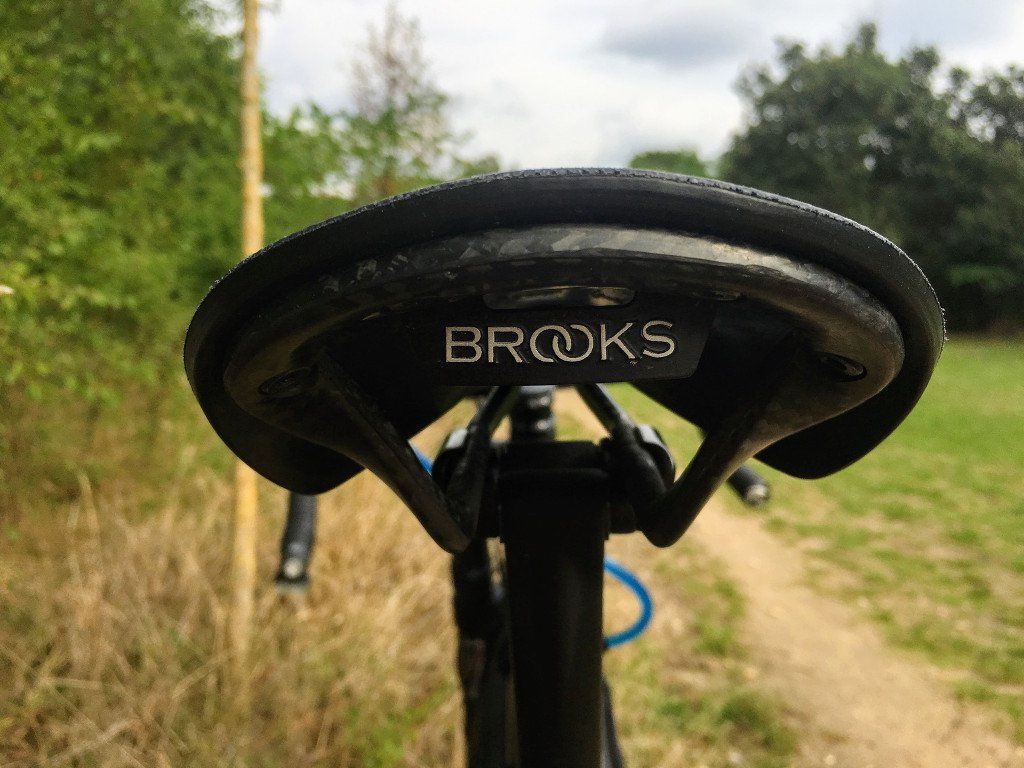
top-left (233, 0), bottom-right (263, 699)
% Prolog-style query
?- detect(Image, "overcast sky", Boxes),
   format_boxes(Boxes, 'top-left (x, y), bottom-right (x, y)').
top-left (259, 0), bottom-right (1024, 168)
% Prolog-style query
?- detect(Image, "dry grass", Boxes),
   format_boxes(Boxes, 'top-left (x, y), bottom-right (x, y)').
top-left (1, 404), bottom-right (792, 767)
top-left (1, 426), bottom-right (463, 768)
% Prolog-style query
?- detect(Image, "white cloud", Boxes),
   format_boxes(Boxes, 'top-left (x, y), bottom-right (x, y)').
top-left (600, 4), bottom-right (759, 68)
top-left (258, 0), bottom-right (1024, 168)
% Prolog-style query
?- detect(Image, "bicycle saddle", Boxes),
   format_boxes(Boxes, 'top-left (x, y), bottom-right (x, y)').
top-left (185, 169), bottom-right (943, 550)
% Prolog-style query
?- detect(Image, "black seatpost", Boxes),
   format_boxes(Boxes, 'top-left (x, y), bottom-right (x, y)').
top-left (500, 441), bottom-right (608, 768)
top-left (450, 388), bottom-right (616, 767)
top-left (509, 385), bottom-right (556, 442)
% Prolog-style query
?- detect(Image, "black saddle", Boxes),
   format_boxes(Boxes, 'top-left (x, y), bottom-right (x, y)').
top-left (184, 169), bottom-right (943, 550)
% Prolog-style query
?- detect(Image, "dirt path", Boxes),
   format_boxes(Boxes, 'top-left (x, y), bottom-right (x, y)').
top-left (558, 394), bottom-right (1022, 767)
top-left (689, 504), bottom-right (1020, 767)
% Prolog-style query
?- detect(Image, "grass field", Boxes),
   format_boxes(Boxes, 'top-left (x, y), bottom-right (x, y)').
top-left (2, 337), bottom-right (1019, 764)
top-left (617, 337), bottom-right (1024, 739)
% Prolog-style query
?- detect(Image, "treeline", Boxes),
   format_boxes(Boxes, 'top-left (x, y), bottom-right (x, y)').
top-left (0, 0), bottom-right (494, 501)
top-left (3, 6), bottom-right (1019, 502)
top-left (634, 24), bottom-right (1024, 332)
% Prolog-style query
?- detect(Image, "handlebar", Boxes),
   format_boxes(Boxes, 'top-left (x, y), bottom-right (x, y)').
top-left (275, 492), bottom-right (317, 592)
top-left (726, 464), bottom-right (771, 506)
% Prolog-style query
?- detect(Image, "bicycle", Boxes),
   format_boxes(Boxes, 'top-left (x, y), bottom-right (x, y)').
top-left (184, 169), bottom-right (944, 766)
top-left (273, 385), bottom-right (765, 767)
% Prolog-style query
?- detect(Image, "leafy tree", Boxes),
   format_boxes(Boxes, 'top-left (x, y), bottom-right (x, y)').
top-left (0, 0), bottom-right (241, 409)
top-left (944, 67), bottom-right (1024, 327)
top-left (263, 105), bottom-right (350, 242)
top-left (629, 148), bottom-right (709, 177)
top-left (0, 0), bottom-right (243, 491)
top-left (260, 3), bottom-right (500, 241)
top-left (720, 23), bottom-right (1024, 330)
top-left (341, 3), bottom-right (499, 205)
top-left (954, 66), bottom-right (1024, 145)
top-left (0, 0), bottom-right (501, 502)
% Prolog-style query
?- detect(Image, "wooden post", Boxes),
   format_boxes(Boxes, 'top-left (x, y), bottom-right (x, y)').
top-left (233, 0), bottom-right (263, 699)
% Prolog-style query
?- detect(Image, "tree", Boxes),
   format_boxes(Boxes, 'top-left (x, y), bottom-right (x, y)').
top-left (0, 0), bottom-right (243, 499)
top-left (263, 106), bottom-right (349, 242)
top-left (721, 23), bottom-right (1024, 331)
top-left (0, 0), bottom-right (502, 505)
top-left (629, 148), bottom-right (709, 177)
top-left (260, 4), bottom-right (500, 241)
top-left (0, 0), bottom-right (242, 393)
top-left (342, 3), bottom-right (499, 205)
top-left (945, 67), bottom-right (1024, 327)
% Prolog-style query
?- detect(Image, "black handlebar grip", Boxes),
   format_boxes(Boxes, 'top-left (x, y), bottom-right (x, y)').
top-left (726, 465), bottom-right (771, 507)
top-left (275, 492), bottom-right (318, 592)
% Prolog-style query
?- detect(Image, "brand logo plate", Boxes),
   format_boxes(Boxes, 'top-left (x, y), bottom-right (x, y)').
top-left (427, 299), bottom-right (713, 385)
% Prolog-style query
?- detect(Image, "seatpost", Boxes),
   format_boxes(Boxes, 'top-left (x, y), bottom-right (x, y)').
top-left (509, 385), bottom-right (556, 442)
top-left (499, 440), bottom-right (609, 768)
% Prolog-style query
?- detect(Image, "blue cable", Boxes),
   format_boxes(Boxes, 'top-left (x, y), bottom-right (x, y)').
top-left (603, 557), bottom-right (654, 649)
top-left (412, 445), bottom-right (434, 472)
top-left (413, 443), bottom-right (653, 648)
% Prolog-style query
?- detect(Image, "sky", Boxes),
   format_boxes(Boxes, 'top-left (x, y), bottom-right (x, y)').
top-left (259, 0), bottom-right (1024, 168)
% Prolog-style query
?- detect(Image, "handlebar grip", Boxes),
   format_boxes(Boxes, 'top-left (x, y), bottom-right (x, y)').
top-left (275, 492), bottom-right (317, 592)
top-left (726, 465), bottom-right (771, 507)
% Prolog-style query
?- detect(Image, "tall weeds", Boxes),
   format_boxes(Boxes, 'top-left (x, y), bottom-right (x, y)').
top-left (1, 402), bottom-right (793, 767)
top-left (1, 445), bottom-right (461, 767)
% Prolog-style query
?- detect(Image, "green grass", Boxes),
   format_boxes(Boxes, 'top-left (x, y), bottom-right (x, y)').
top-left (613, 337), bottom-right (1024, 740)
top-left (654, 687), bottom-right (796, 762)
top-left (692, 576), bottom-right (744, 657)
top-left (602, 539), bottom-right (797, 768)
